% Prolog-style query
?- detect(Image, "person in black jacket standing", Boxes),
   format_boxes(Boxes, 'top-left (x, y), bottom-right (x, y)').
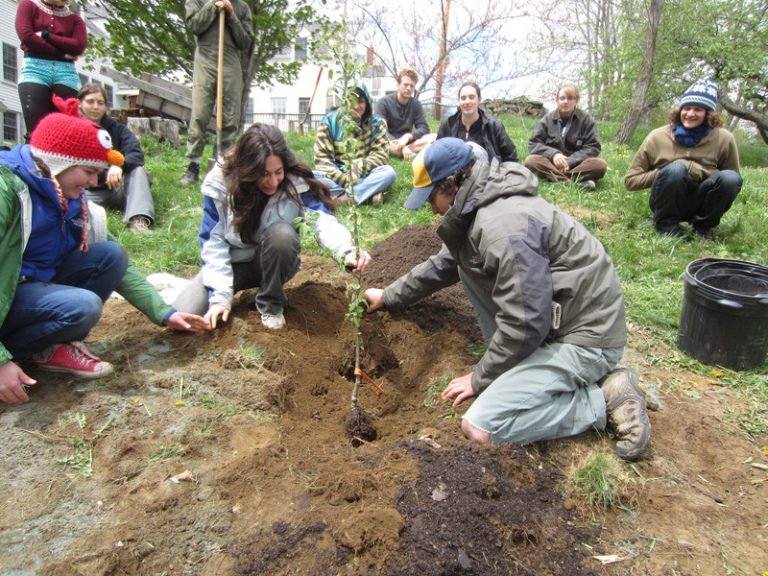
top-left (436, 81), bottom-right (517, 164)
top-left (78, 83), bottom-right (155, 232)
top-left (524, 84), bottom-right (607, 190)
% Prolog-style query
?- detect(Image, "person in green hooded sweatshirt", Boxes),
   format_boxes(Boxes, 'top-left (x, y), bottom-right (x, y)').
top-left (313, 84), bottom-right (396, 205)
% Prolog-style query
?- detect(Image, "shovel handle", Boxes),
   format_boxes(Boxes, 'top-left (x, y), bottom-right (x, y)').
top-left (216, 9), bottom-right (225, 156)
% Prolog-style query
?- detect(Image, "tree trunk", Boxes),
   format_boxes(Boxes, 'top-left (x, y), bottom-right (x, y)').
top-left (613, 0), bottom-right (665, 145)
top-left (720, 93), bottom-right (768, 145)
top-left (432, 0), bottom-right (451, 121)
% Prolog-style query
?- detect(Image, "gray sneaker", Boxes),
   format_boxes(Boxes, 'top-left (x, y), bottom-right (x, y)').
top-left (261, 312), bottom-right (285, 330)
top-left (576, 179), bottom-right (596, 191)
top-left (601, 368), bottom-right (651, 461)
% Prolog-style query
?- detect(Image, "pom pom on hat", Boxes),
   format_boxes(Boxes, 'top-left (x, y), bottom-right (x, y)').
top-left (29, 99), bottom-right (124, 176)
top-left (679, 79), bottom-right (719, 112)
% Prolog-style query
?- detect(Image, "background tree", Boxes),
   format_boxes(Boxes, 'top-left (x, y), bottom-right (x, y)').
top-left (87, 0), bottom-right (333, 112)
top-left (347, 0), bottom-right (543, 117)
top-left (530, 0), bottom-right (767, 143)
top-left (613, 0), bottom-right (665, 145)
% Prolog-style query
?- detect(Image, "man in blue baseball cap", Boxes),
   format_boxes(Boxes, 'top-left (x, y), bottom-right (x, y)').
top-left (365, 138), bottom-right (652, 461)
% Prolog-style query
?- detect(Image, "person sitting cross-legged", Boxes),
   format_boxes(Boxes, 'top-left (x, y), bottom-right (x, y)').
top-left (374, 68), bottom-right (436, 161)
top-left (313, 84), bottom-right (396, 206)
top-left (524, 83), bottom-right (608, 190)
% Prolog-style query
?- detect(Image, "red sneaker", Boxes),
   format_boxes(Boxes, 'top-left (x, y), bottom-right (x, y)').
top-left (34, 342), bottom-right (114, 379)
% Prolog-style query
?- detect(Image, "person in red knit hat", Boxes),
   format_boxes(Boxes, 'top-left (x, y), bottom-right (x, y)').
top-left (0, 110), bottom-right (128, 404)
top-left (15, 0), bottom-right (88, 139)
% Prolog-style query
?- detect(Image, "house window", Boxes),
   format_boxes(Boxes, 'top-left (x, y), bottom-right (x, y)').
top-left (295, 38), bottom-right (308, 63)
top-left (79, 73), bottom-right (89, 87)
top-left (2, 43), bottom-right (17, 82)
top-left (298, 97), bottom-right (310, 116)
top-left (245, 97), bottom-right (254, 123)
top-left (4, 111), bottom-right (18, 142)
top-left (271, 97), bottom-right (287, 115)
top-left (103, 84), bottom-right (114, 107)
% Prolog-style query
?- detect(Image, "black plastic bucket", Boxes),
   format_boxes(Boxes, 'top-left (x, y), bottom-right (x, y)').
top-left (677, 258), bottom-right (768, 370)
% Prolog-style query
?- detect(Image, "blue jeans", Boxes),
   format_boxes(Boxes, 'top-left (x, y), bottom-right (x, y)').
top-left (0, 242), bottom-right (128, 360)
top-left (313, 165), bottom-right (397, 205)
top-left (650, 161), bottom-right (742, 232)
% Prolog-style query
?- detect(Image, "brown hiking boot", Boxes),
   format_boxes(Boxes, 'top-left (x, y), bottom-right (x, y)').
top-left (127, 215), bottom-right (152, 233)
top-left (179, 162), bottom-right (200, 185)
top-left (601, 368), bottom-right (651, 461)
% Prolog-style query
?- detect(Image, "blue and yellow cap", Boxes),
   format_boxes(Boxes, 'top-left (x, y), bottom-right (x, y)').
top-left (405, 138), bottom-right (474, 209)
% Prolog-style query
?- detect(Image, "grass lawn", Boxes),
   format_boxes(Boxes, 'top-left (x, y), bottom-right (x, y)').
top-left (110, 115), bottom-right (768, 437)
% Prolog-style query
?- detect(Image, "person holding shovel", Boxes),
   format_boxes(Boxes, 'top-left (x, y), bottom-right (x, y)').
top-left (364, 138), bottom-right (651, 461)
top-left (179, 0), bottom-right (254, 185)
top-left (173, 124), bottom-right (371, 331)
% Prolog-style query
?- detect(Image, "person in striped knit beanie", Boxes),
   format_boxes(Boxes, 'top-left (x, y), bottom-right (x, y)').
top-left (625, 79), bottom-right (742, 241)
top-left (0, 107), bottom-right (129, 404)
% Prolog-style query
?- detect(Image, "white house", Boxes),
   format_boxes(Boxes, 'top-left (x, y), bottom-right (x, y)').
top-left (0, 0), bottom-right (117, 145)
top-left (245, 38), bottom-right (397, 131)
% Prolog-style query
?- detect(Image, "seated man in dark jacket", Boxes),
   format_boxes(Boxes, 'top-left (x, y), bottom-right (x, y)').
top-left (524, 84), bottom-right (607, 190)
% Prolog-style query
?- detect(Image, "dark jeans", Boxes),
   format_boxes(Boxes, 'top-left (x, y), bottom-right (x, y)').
top-left (650, 161), bottom-right (742, 232)
top-left (173, 222), bottom-right (301, 317)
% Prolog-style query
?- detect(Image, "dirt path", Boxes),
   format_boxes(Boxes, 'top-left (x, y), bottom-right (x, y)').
top-left (0, 225), bottom-right (765, 575)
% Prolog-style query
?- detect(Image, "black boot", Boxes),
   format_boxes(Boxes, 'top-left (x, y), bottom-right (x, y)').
top-left (179, 162), bottom-right (200, 184)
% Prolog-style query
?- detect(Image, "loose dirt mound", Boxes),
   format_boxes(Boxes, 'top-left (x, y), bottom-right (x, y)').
top-left (1, 224), bottom-right (765, 575)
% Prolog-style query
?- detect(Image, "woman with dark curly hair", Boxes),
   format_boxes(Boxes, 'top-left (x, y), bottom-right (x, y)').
top-left (174, 123), bottom-right (371, 330)
top-left (625, 79), bottom-right (742, 241)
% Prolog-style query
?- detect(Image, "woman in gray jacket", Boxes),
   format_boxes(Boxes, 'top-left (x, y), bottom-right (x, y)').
top-left (174, 124), bottom-right (371, 330)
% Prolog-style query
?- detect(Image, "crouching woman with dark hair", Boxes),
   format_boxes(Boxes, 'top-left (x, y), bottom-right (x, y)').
top-left (174, 123), bottom-right (371, 331)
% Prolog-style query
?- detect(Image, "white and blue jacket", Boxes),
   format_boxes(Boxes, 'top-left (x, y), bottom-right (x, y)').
top-left (197, 165), bottom-right (356, 309)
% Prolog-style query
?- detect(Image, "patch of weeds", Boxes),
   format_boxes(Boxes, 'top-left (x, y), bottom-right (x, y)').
top-left (68, 412), bottom-right (88, 430)
top-left (198, 413), bottom-right (226, 438)
top-left (566, 451), bottom-right (638, 515)
top-left (737, 405), bottom-right (768, 437)
top-left (423, 373), bottom-right (452, 408)
top-left (58, 413), bottom-right (115, 478)
top-left (467, 343), bottom-right (486, 358)
top-left (194, 393), bottom-right (240, 417)
top-left (60, 440), bottom-right (93, 477)
top-left (422, 373), bottom-right (460, 419)
top-left (147, 443), bottom-right (187, 464)
top-left (682, 388), bottom-right (702, 401)
top-left (221, 344), bottom-right (267, 369)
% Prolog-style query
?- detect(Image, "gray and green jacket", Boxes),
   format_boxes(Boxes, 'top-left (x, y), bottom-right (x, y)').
top-left (383, 160), bottom-right (626, 394)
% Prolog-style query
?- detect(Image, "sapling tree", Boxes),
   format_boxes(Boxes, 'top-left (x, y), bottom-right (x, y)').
top-left (296, 29), bottom-right (379, 445)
